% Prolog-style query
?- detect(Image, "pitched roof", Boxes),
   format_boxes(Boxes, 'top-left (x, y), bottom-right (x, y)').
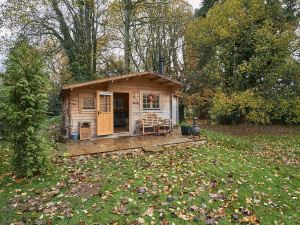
top-left (62, 71), bottom-right (182, 90)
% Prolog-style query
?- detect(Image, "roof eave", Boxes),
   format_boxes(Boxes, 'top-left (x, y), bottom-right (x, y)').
top-left (62, 71), bottom-right (182, 90)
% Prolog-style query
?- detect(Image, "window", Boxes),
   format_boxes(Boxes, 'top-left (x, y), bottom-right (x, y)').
top-left (82, 97), bottom-right (95, 109)
top-left (143, 93), bottom-right (160, 110)
top-left (99, 95), bottom-right (111, 112)
top-left (79, 93), bottom-right (96, 112)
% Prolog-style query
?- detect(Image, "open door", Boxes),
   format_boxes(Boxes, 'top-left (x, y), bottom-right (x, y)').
top-left (96, 91), bottom-right (113, 135)
top-left (113, 92), bottom-right (129, 133)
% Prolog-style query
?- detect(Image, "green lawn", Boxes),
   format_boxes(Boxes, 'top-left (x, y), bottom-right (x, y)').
top-left (0, 128), bottom-right (299, 225)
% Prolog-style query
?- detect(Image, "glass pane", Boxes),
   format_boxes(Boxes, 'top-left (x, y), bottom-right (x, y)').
top-left (154, 96), bottom-right (160, 108)
top-left (142, 94), bottom-right (160, 109)
top-left (83, 97), bottom-right (95, 109)
top-left (100, 95), bottom-right (111, 112)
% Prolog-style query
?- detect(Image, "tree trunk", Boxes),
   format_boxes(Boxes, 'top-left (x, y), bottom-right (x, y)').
top-left (123, 0), bottom-right (131, 74)
top-left (92, 13), bottom-right (97, 74)
top-left (85, 1), bottom-right (93, 77)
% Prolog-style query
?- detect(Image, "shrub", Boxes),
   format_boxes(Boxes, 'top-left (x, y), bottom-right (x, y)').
top-left (182, 89), bottom-right (214, 119)
top-left (290, 97), bottom-right (300, 124)
top-left (48, 83), bottom-right (62, 116)
top-left (209, 90), bottom-right (300, 125)
top-left (47, 116), bottom-right (67, 143)
top-left (271, 96), bottom-right (300, 125)
top-left (209, 91), bottom-right (272, 124)
top-left (0, 40), bottom-right (51, 177)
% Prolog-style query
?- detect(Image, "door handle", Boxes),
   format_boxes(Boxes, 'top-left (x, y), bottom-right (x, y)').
top-left (98, 111), bottom-right (100, 116)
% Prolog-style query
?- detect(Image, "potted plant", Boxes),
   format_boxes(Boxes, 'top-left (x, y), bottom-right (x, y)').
top-left (186, 125), bottom-right (193, 135)
top-left (180, 122), bottom-right (187, 135)
top-left (180, 122), bottom-right (193, 136)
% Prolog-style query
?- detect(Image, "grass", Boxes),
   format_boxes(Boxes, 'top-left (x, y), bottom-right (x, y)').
top-left (0, 127), bottom-right (299, 224)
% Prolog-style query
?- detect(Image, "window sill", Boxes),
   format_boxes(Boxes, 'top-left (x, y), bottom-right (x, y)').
top-left (80, 109), bottom-right (96, 113)
top-left (142, 109), bottom-right (164, 113)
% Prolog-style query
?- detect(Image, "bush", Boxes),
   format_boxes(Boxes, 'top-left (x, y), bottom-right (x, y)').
top-left (290, 97), bottom-right (300, 124)
top-left (48, 84), bottom-right (62, 116)
top-left (271, 96), bottom-right (300, 125)
top-left (209, 91), bottom-right (272, 124)
top-left (182, 89), bottom-right (214, 119)
top-left (0, 40), bottom-right (51, 177)
top-left (209, 91), bottom-right (299, 125)
top-left (47, 116), bottom-right (67, 143)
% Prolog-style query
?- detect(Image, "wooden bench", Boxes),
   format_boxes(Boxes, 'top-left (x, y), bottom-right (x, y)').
top-left (137, 113), bottom-right (171, 135)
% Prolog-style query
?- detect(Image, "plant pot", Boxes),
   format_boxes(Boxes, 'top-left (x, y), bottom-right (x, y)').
top-left (186, 126), bottom-right (193, 135)
top-left (71, 132), bottom-right (79, 140)
top-left (181, 126), bottom-right (187, 135)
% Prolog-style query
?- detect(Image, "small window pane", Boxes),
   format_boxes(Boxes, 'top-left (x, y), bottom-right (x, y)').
top-left (83, 97), bottom-right (95, 109)
top-left (142, 94), bottom-right (160, 110)
top-left (100, 95), bottom-right (111, 112)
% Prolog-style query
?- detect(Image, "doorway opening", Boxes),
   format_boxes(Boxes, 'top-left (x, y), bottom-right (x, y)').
top-left (113, 92), bottom-right (129, 133)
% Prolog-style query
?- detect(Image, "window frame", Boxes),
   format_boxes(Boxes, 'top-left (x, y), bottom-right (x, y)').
top-left (79, 93), bottom-right (96, 112)
top-left (142, 92), bottom-right (160, 111)
top-left (99, 94), bottom-right (112, 113)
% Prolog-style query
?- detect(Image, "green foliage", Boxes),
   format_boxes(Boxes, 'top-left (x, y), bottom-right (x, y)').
top-left (46, 115), bottom-right (67, 144)
top-left (0, 74), bottom-right (7, 139)
top-left (186, 0), bottom-right (300, 124)
top-left (106, 0), bottom-right (192, 76)
top-left (209, 91), bottom-right (270, 124)
top-left (0, 128), bottom-right (299, 224)
top-left (195, 0), bottom-right (220, 17)
top-left (1, 0), bottom-right (101, 82)
top-left (182, 89), bottom-right (214, 119)
top-left (271, 96), bottom-right (300, 125)
top-left (209, 91), bottom-right (300, 125)
top-left (0, 40), bottom-right (51, 177)
top-left (48, 83), bottom-right (62, 116)
top-left (188, 0), bottom-right (299, 95)
top-left (179, 121), bottom-right (190, 127)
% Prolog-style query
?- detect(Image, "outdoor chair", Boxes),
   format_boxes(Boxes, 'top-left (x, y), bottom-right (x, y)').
top-left (137, 113), bottom-right (171, 135)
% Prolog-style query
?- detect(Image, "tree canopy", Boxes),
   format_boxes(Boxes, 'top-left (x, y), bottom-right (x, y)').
top-left (185, 0), bottom-right (300, 124)
top-left (0, 0), bottom-right (299, 124)
top-left (187, 0), bottom-right (299, 95)
top-left (1, 0), bottom-right (192, 81)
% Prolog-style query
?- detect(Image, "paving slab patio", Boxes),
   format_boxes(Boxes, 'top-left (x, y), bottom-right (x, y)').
top-left (66, 128), bottom-right (207, 156)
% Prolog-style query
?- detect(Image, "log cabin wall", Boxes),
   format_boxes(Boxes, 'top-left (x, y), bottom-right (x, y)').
top-left (65, 76), bottom-right (179, 138)
top-left (172, 95), bottom-right (179, 126)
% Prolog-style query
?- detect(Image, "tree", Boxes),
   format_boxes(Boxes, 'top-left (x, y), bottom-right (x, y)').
top-left (185, 0), bottom-right (300, 123)
top-left (195, 0), bottom-right (220, 17)
top-left (277, 0), bottom-right (299, 23)
top-left (186, 0), bottom-right (299, 97)
top-left (1, 0), bottom-right (107, 82)
top-left (0, 40), bottom-right (51, 177)
top-left (122, 0), bottom-right (134, 73)
top-left (107, 0), bottom-right (192, 77)
top-left (1, 0), bottom-right (193, 80)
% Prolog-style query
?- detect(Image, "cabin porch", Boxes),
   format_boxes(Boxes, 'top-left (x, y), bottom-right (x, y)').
top-left (66, 128), bottom-right (207, 156)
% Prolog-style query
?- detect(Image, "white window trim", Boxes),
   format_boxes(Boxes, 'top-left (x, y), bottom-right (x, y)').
top-left (141, 92), bottom-right (161, 111)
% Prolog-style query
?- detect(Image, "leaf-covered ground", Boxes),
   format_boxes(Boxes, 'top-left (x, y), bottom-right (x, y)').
top-left (0, 126), bottom-right (299, 225)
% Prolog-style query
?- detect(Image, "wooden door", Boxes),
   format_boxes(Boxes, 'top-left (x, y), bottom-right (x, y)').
top-left (96, 91), bottom-right (113, 135)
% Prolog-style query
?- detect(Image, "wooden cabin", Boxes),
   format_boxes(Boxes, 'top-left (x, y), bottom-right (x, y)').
top-left (62, 72), bottom-right (181, 139)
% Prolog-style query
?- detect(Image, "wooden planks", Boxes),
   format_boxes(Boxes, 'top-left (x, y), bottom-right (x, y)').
top-left (65, 76), bottom-right (179, 138)
top-left (96, 91), bottom-right (113, 136)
